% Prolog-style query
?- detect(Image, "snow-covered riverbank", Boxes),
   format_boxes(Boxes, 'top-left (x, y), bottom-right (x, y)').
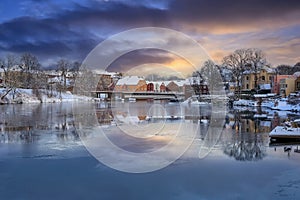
top-left (0, 88), bottom-right (93, 104)
top-left (233, 98), bottom-right (300, 112)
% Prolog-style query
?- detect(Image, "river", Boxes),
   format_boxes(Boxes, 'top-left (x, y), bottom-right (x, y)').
top-left (0, 101), bottom-right (299, 199)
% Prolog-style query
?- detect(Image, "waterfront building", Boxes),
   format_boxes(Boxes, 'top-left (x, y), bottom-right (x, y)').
top-left (242, 66), bottom-right (275, 92)
top-left (114, 76), bottom-right (147, 92)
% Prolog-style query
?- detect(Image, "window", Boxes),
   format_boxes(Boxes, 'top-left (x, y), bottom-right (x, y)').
top-left (261, 76), bottom-right (265, 81)
top-left (246, 76), bottom-right (249, 80)
top-left (246, 84), bottom-right (249, 89)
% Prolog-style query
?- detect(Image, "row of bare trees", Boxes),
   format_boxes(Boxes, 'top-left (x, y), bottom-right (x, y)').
top-left (191, 48), bottom-right (266, 93)
top-left (0, 53), bottom-right (81, 100)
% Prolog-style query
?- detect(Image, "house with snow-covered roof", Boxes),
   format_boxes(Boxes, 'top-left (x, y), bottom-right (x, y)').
top-left (242, 66), bottom-right (275, 92)
top-left (114, 76), bottom-right (147, 92)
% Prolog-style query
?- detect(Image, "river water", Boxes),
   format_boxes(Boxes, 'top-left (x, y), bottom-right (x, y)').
top-left (0, 102), bottom-right (300, 199)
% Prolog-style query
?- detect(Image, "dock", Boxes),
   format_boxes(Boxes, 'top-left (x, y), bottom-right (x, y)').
top-left (269, 126), bottom-right (300, 141)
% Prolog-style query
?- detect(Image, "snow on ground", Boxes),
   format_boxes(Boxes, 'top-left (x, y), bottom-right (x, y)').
top-left (181, 96), bottom-right (211, 106)
top-left (233, 98), bottom-right (299, 112)
top-left (0, 88), bottom-right (93, 104)
top-left (271, 100), bottom-right (300, 112)
top-left (233, 99), bottom-right (256, 107)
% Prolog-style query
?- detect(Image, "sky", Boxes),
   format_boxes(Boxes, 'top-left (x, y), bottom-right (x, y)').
top-left (0, 0), bottom-right (299, 73)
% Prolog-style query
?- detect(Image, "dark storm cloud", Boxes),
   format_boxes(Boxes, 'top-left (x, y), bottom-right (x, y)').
top-left (0, 0), bottom-right (299, 67)
top-left (107, 49), bottom-right (175, 72)
top-left (0, 0), bottom-right (169, 66)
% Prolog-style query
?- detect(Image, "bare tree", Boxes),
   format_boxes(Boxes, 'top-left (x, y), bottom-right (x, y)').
top-left (20, 53), bottom-right (41, 88)
top-left (56, 59), bottom-right (70, 95)
top-left (73, 65), bottom-right (98, 97)
top-left (248, 48), bottom-right (266, 90)
top-left (0, 54), bottom-right (20, 88)
top-left (223, 49), bottom-right (256, 97)
top-left (21, 52), bottom-right (40, 71)
top-left (223, 48), bottom-right (268, 93)
top-left (0, 55), bottom-right (21, 101)
top-left (200, 60), bottom-right (222, 93)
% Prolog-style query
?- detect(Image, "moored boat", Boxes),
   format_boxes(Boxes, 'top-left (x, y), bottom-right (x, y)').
top-left (269, 126), bottom-right (300, 141)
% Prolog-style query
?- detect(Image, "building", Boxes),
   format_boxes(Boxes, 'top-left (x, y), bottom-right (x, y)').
top-left (166, 81), bottom-right (179, 92)
top-left (114, 76), bottom-right (147, 92)
top-left (294, 72), bottom-right (300, 92)
top-left (271, 75), bottom-right (293, 94)
top-left (279, 77), bottom-right (296, 97)
top-left (147, 83), bottom-right (154, 91)
top-left (242, 66), bottom-right (275, 92)
top-left (183, 77), bottom-right (209, 99)
top-left (272, 72), bottom-right (300, 97)
top-left (159, 82), bottom-right (167, 92)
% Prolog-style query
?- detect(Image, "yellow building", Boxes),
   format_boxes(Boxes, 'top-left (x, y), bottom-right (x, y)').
top-left (279, 77), bottom-right (296, 97)
top-left (294, 72), bottom-right (300, 92)
top-left (242, 66), bottom-right (275, 91)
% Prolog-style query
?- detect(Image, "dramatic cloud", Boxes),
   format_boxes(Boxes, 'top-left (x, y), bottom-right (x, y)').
top-left (0, 0), bottom-right (299, 69)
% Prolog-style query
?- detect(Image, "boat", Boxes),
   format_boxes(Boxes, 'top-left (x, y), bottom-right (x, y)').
top-left (128, 97), bottom-right (136, 102)
top-left (269, 126), bottom-right (300, 141)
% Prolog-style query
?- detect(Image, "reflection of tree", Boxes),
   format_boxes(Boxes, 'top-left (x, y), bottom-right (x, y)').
top-left (224, 134), bottom-right (266, 161)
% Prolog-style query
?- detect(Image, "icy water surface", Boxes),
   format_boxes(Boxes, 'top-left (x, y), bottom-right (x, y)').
top-left (0, 102), bottom-right (300, 199)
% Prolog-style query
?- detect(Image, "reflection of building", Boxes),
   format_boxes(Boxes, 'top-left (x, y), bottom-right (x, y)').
top-left (242, 66), bottom-right (275, 92)
top-left (96, 110), bottom-right (113, 125)
top-left (258, 121), bottom-right (271, 133)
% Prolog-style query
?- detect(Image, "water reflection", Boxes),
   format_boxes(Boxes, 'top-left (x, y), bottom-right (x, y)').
top-left (0, 103), bottom-right (79, 144)
top-left (1, 102), bottom-right (300, 162)
top-left (223, 134), bottom-right (267, 161)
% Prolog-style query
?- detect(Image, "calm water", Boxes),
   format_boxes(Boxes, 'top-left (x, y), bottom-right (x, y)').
top-left (0, 102), bottom-right (300, 199)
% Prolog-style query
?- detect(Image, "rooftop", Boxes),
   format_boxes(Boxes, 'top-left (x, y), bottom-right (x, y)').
top-left (116, 76), bottom-right (145, 85)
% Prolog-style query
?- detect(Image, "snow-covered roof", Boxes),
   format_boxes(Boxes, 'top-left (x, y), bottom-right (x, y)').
top-left (92, 69), bottom-right (119, 76)
top-left (172, 80), bottom-right (186, 87)
top-left (10, 65), bottom-right (23, 72)
top-left (48, 77), bottom-right (61, 83)
top-left (262, 66), bottom-right (275, 73)
top-left (146, 81), bottom-right (170, 86)
top-left (243, 66), bottom-right (275, 74)
top-left (293, 72), bottom-right (300, 78)
top-left (44, 70), bottom-right (61, 76)
top-left (116, 76), bottom-right (145, 86)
